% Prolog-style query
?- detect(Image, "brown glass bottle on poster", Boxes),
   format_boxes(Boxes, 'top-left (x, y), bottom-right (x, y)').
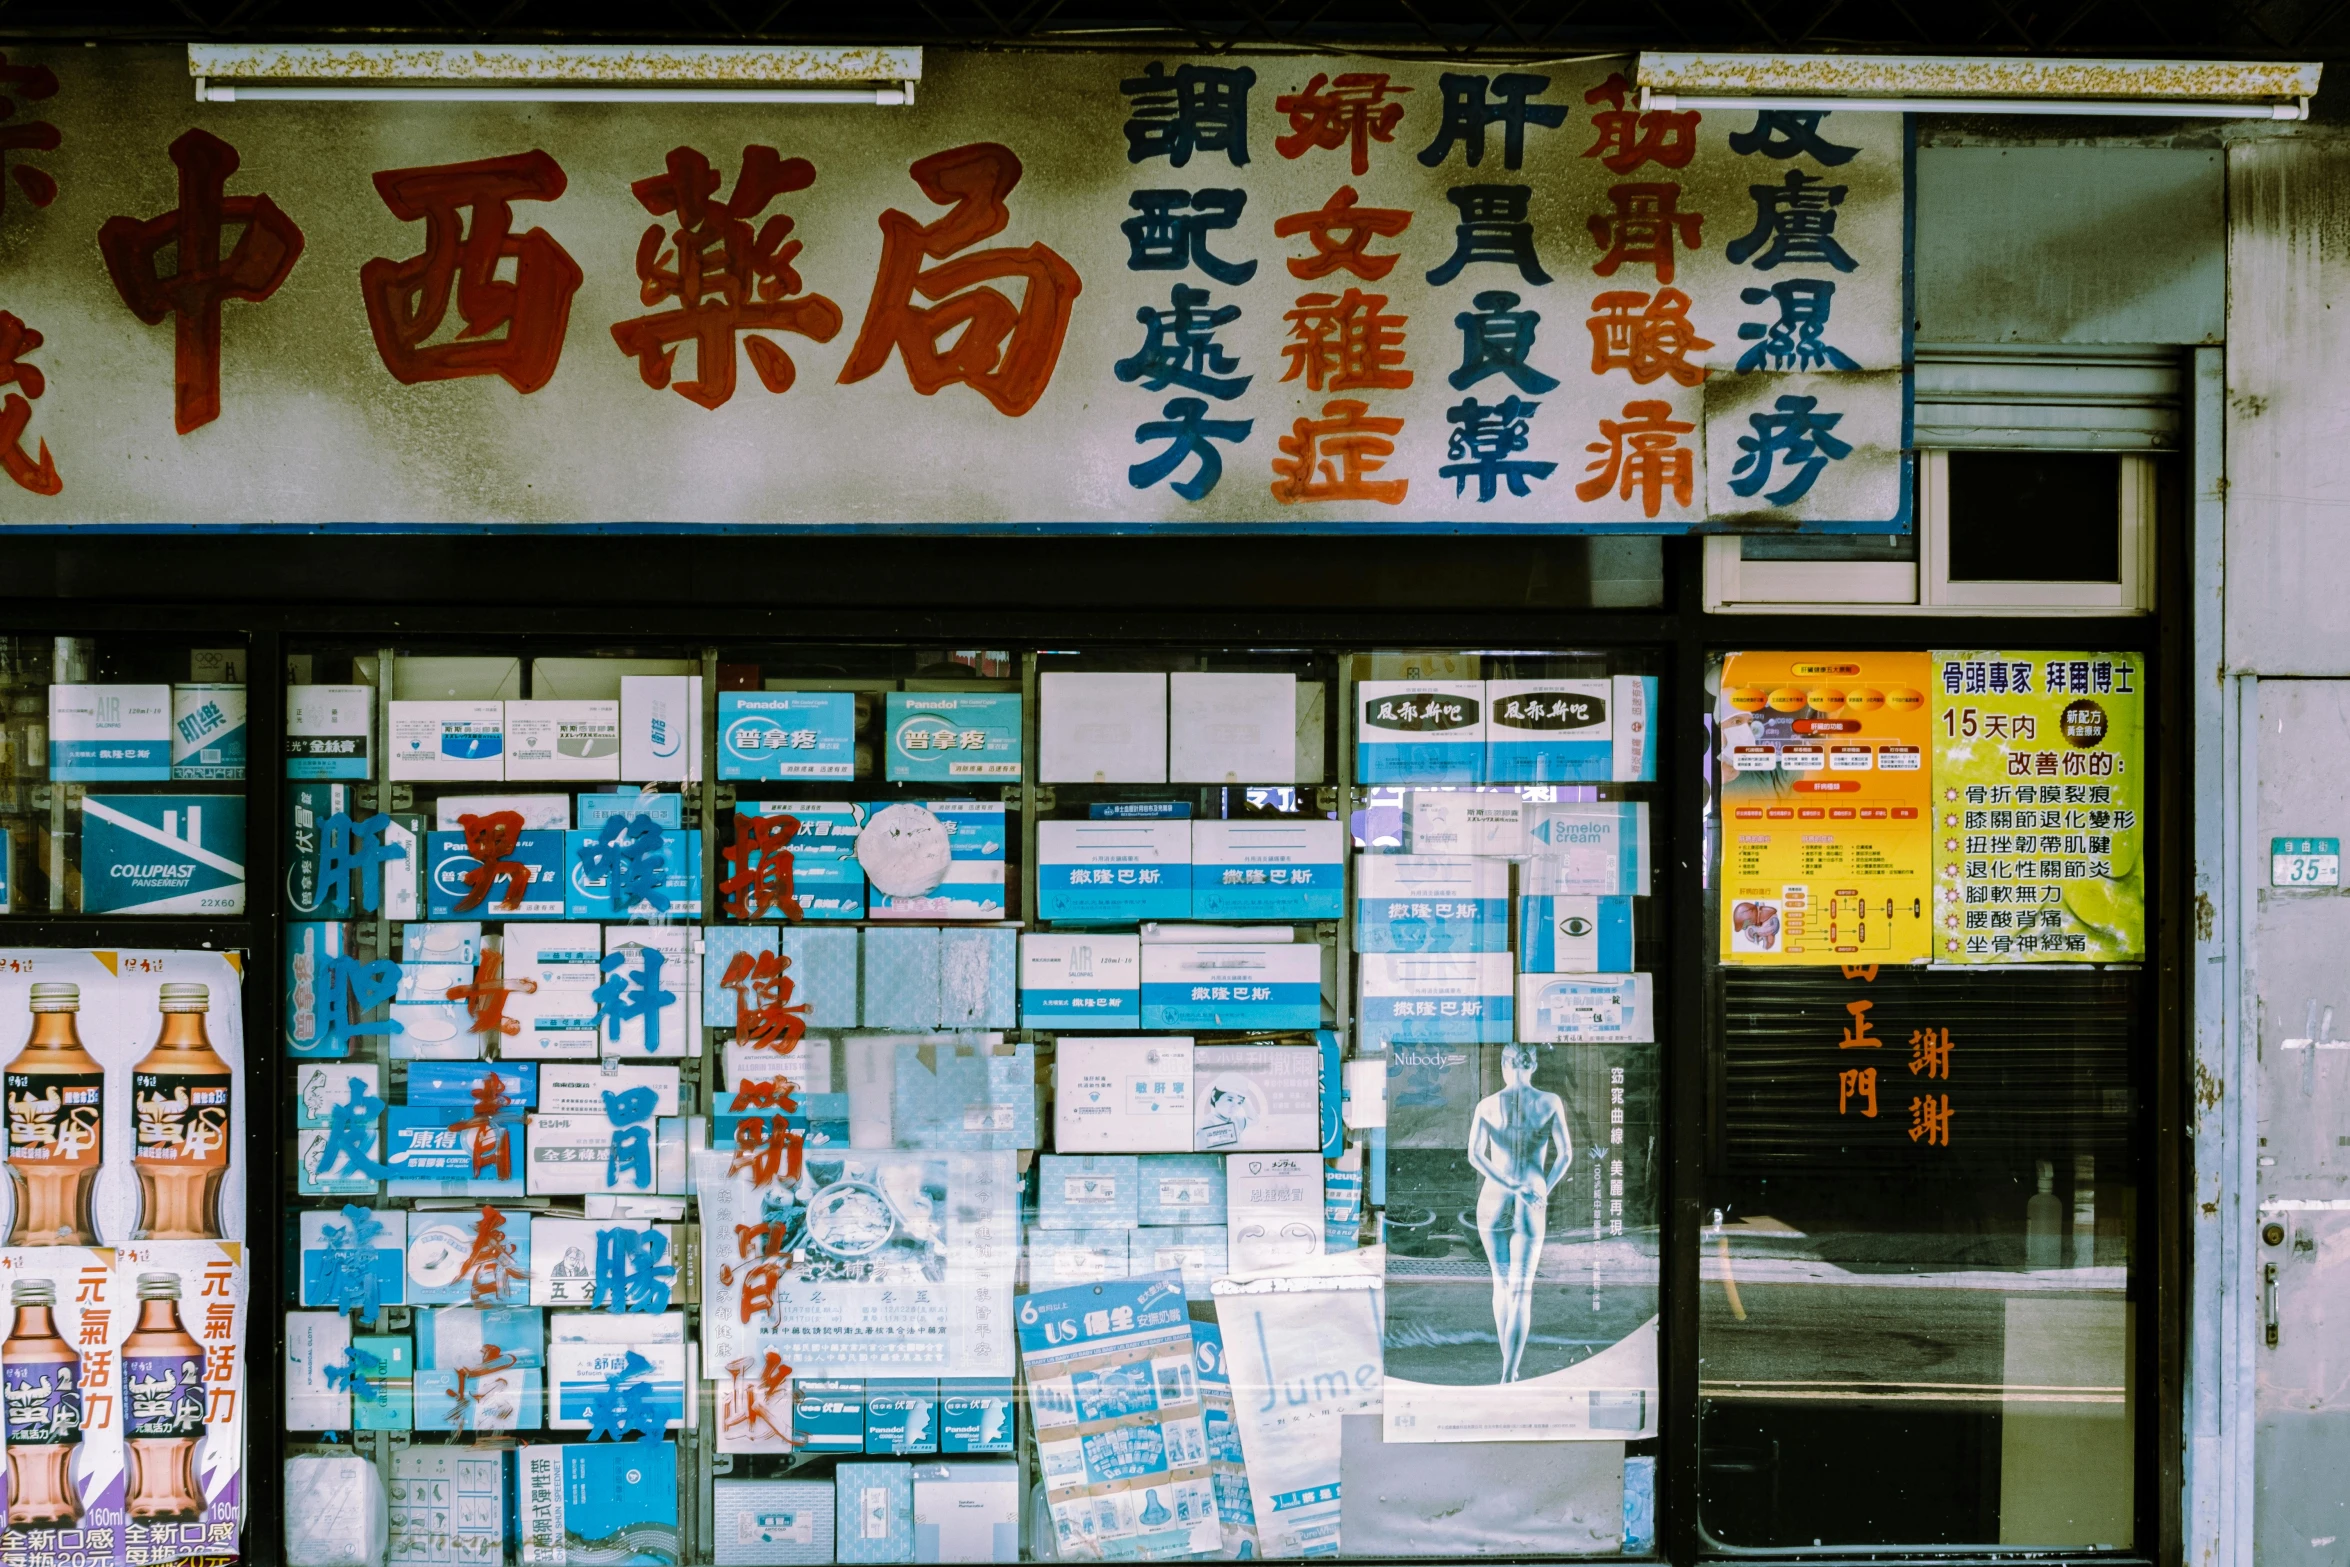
top-left (4, 1278), bottom-right (83, 1526)
top-left (130, 984), bottom-right (231, 1242)
top-left (6, 983), bottom-right (102, 1246)
top-left (122, 1272), bottom-right (203, 1524)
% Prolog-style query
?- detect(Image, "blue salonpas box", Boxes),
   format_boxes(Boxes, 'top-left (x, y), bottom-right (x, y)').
top-left (1037, 820), bottom-right (1190, 922)
top-left (1354, 854), bottom-right (1509, 953)
top-left (565, 827), bottom-right (703, 919)
top-left (49, 683), bottom-right (171, 781)
top-left (578, 791), bottom-right (683, 831)
top-left (884, 694), bottom-right (1022, 782)
top-left (425, 828), bottom-right (568, 918)
top-left (1484, 675), bottom-right (1655, 784)
top-left (1141, 942), bottom-right (1321, 1030)
top-left (1356, 680), bottom-right (1484, 785)
top-left (518, 1443), bottom-right (679, 1566)
top-left (1356, 951), bottom-right (1515, 1045)
top-left (1019, 933), bottom-right (1141, 1028)
top-left (720, 692), bottom-right (857, 780)
top-left (938, 1381), bottom-right (1016, 1454)
top-left (1519, 895), bottom-right (1635, 973)
top-left (81, 793), bottom-right (246, 914)
top-left (1190, 819), bottom-right (1344, 920)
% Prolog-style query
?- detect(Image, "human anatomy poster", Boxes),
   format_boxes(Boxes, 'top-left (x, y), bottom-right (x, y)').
top-left (1381, 1042), bottom-right (1658, 1441)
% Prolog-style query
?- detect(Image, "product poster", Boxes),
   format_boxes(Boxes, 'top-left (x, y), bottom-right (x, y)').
top-left (1931, 652), bottom-right (2146, 963)
top-left (0, 1247), bottom-right (125, 1567)
top-left (1382, 1044), bottom-right (1658, 1442)
top-left (1016, 1273), bottom-right (1220, 1562)
top-left (1208, 1247), bottom-right (1384, 1556)
top-left (1716, 652), bottom-right (1934, 965)
top-left (1188, 1324), bottom-right (1259, 1562)
top-left (694, 1149), bottom-right (1017, 1382)
top-left (114, 1241), bottom-right (245, 1562)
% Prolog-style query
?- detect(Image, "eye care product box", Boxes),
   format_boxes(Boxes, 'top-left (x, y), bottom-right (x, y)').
top-left (1483, 676), bottom-right (1655, 783)
top-left (1356, 952), bottom-right (1515, 1045)
top-left (1225, 1152), bottom-right (1325, 1273)
top-left (1194, 1046), bottom-right (1323, 1152)
top-left (1356, 680), bottom-right (1484, 784)
top-left (1519, 895), bottom-right (1636, 973)
top-left (1354, 855), bottom-right (1510, 954)
top-left (885, 694), bottom-right (1022, 782)
top-left (720, 691), bottom-right (857, 780)
top-left (1399, 791), bottom-right (1526, 858)
top-left (715, 1479), bottom-right (838, 1567)
top-left (1034, 1153), bottom-right (1142, 1228)
top-left (502, 700), bottom-right (621, 781)
top-left (388, 700), bottom-right (505, 781)
top-left (1040, 671), bottom-right (1167, 783)
top-left (1522, 801), bottom-right (1653, 897)
top-left (287, 684), bottom-right (373, 779)
top-left (1140, 943), bottom-right (1322, 1031)
top-left (1190, 818), bottom-right (1344, 920)
top-left (424, 828), bottom-right (568, 918)
top-left (1018, 933), bottom-right (1140, 1028)
top-left (1137, 1153), bottom-right (1226, 1226)
top-left (1516, 972), bottom-right (1657, 1044)
top-left (1053, 1040), bottom-right (1195, 1155)
top-left (172, 683), bottom-right (247, 779)
top-left (1037, 819), bottom-right (1191, 922)
top-left (49, 682), bottom-right (170, 780)
top-left (1169, 671), bottom-right (1296, 784)
top-left (621, 675), bottom-right (703, 783)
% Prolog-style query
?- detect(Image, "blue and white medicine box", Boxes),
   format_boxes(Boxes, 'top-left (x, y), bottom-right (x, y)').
top-left (1024, 1225), bottom-right (1130, 1289)
top-left (835, 1460), bottom-right (916, 1565)
top-left (885, 694), bottom-right (1022, 782)
top-left (890, 1038), bottom-right (1034, 1151)
top-left (912, 1462), bottom-right (1021, 1565)
top-left (1400, 792), bottom-right (1525, 858)
top-left (863, 926), bottom-right (942, 1029)
top-left (286, 685), bottom-right (373, 780)
top-left (408, 1060), bottom-right (541, 1109)
top-left (789, 855), bottom-right (869, 921)
top-left (1519, 895), bottom-right (1635, 973)
top-left (172, 684), bottom-right (247, 780)
top-left (1190, 819), bottom-right (1344, 920)
top-left (1483, 676), bottom-right (1655, 784)
top-left (50, 684), bottom-right (171, 781)
top-left (1035, 1154), bottom-right (1140, 1229)
top-left (564, 827), bottom-right (703, 919)
top-left (926, 801), bottom-right (1007, 861)
top-left (1356, 680), bottom-right (1484, 785)
top-left (406, 1209), bottom-right (532, 1306)
top-left (864, 1382), bottom-right (940, 1455)
top-left (1517, 972), bottom-right (1656, 1044)
top-left (720, 692), bottom-right (856, 780)
top-left (1137, 1154), bottom-right (1226, 1226)
top-left (80, 793), bottom-right (246, 914)
top-left (699, 925), bottom-right (859, 1030)
top-left (1354, 855), bottom-right (1508, 953)
top-left (413, 1305), bottom-right (546, 1371)
top-left (938, 1381), bottom-right (1016, 1454)
top-left (1037, 820), bottom-right (1190, 922)
top-left (517, 1443), bottom-right (678, 1563)
top-left (578, 791), bottom-right (683, 831)
top-left (1523, 802), bottom-right (1652, 897)
top-left (387, 700), bottom-right (505, 782)
top-left (866, 860), bottom-right (1003, 922)
top-left (549, 1342), bottom-right (687, 1433)
top-left (742, 799), bottom-right (859, 853)
top-left (797, 1380), bottom-right (867, 1452)
top-left (1018, 933), bottom-right (1140, 1027)
top-left (299, 1207), bottom-right (408, 1308)
top-left (425, 829), bottom-right (568, 918)
top-left (1357, 952), bottom-right (1514, 1044)
top-left (349, 1334), bottom-right (415, 1431)
top-left (284, 923), bottom-right (350, 1059)
top-left (714, 1479), bottom-right (836, 1567)
top-left (1140, 943), bottom-right (1321, 1031)
top-left (1135, 1226), bottom-right (1227, 1301)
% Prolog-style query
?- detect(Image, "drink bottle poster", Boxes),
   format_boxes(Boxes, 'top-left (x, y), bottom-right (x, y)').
top-left (113, 1241), bottom-right (245, 1564)
top-left (1382, 1043), bottom-right (1659, 1442)
top-left (1930, 652), bottom-right (2147, 963)
top-left (0, 1247), bottom-right (126, 1567)
top-left (1715, 652), bottom-right (1935, 965)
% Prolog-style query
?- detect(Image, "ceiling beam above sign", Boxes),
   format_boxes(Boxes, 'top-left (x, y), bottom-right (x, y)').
top-left (185, 42), bottom-right (923, 104)
top-left (1635, 50), bottom-right (2322, 118)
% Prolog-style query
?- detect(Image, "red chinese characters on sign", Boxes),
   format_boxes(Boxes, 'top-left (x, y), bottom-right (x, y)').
top-left (839, 143), bottom-right (1081, 417)
top-left (1582, 74), bottom-right (1698, 173)
top-left (720, 949), bottom-right (811, 1056)
top-left (453, 810), bottom-right (533, 913)
top-left (612, 146), bottom-right (843, 409)
top-left (1585, 289), bottom-right (1711, 386)
top-left (0, 312), bottom-right (59, 495)
top-left (447, 949), bottom-right (535, 1041)
top-left (720, 811), bottom-right (802, 922)
top-left (1587, 184), bottom-right (1703, 285)
top-left (1576, 401), bottom-right (1693, 518)
top-left (1274, 73), bottom-right (1411, 176)
top-left (0, 53), bottom-right (58, 215)
top-left (1270, 399), bottom-right (1407, 506)
top-left (1281, 289), bottom-right (1411, 393)
top-left (1275, 187), bottom-right (1411, 282)
top-left (450, 1071), bottom-right (518, 1181)
top-left (97, 128), bottom-right (305, 434)
top-left (362, 151), bottom-right (582, 394)
top-left (721, 1351), bottom-right (796, 1448)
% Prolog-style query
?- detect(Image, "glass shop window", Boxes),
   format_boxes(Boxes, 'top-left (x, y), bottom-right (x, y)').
top-left (1700, 650), bottom-right (2145, 1550)
top-left (0, 636), bottom-right (252, 916)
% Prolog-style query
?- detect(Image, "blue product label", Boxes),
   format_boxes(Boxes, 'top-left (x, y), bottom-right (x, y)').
top-left (1020, 989), bottom-right (1139, 1026)
top-left (884, 693), bottom-right (1022, 782)
top-left (80, 793), bottom-right (246, 914)
top-left (1355, 992), bottom-right (1512, 1044)
top-left (1089, 801), bottom-right (1193, 819)
top-left (1484, 735), bottom-right (1610, 784)
top-left (1357, 739), bottom-right (1481, 784)
top-left (925, 801), bottom-right (1008, 860)
top-left (1352, 896), bottom-right (1510, 953)
top-left (719, 692), bottom-right (856, 780)
top-left (1518, 896), bottom-right (1635, 972)
top-left (1139, 983), bottom-right (1321, 1031)
top-left (757, 855), bottom-right (865, 921)
top-left (1189, 862), bottom-right (1343, 920)
top-left (50, 738), bottom-right (171, 782)
top-left (407, 1061), bottom-right (539, 1108)
top-left (425, 829), bottom-right (567, 918)
top-left (565, 828), bottom-right (703, 920)
top-left (439, 725), bottom-right (502, 763)
top-left (1038, 865), bottom-right (1190, 922)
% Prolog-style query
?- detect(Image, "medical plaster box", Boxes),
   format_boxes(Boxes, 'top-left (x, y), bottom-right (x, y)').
top-left (1520, 896), bottom-right (1636, 973)
top-left (503, 700), bottom-right (620, 781)
top-left (286, 1310), bottom-right (354, 1429)
top-left (1037, 819), bottom-right (1191, 921)
top-left (797, 1379), bottom-right (868, 1451)
top-left (938, 1382), bottom-right (1017, 1455)
top-left (1225, 1152), bottom-right (1326, 1273)
top-left (940, 926), bottom-right (1018, 1029)
top-left (172, 683), bottom-right (247, 779)
top-left (836, 1461), bottom-right (917, 1566)
top-left (286, 684), bottom-right (373, 779)
top-left (912, 1462), bottom-right (1021, 1564)
top-left (424, 828), bottom-right (567, 918)
top-left (1018, 933), bottom-right (1141, 1028)
top-left (714, 1479), bottom-right (838, 1567)
top-left (1517, 973), bottom-right (1657, 1043)
top-left (621, 674), bottom-right (702, 782)
top-left (1357, 952), bottom-right (1515, 1045)
top-left (1140, 942), bottom-right (1321, 1030)
top-left (1483, 676), bottom-right (1655, 783)
top-left (865, 1381), bottom-right (941, 1455)
top-left (49, 683), bottom-right (170, 780)
top-left (1137, 1153), bottom-right (1226, 1226)
top-left (405, 1208), bottom-right (532, 1306)
top-left (1024, 1224), bottom-right (1131, 1289)
top-left (720, 691), bottom-right (856, 780)
top-left (299, 1206), bottom-right (408, 1308)
top-left (891, 1038), bottom-right (1035, 1151)
top-left (1135, 1225), bottom-right (1228, 1301)
top-left (1053, 1039), bottom-right (1194, 1154)
top-left (566, 827), bottom-right (704, 919)
top-left (1169, 671), bottom-right (1296, 784)
top-left (549, 1341), bottom-right (688, 1433)
top-left (1400, 792), bottom-right (1527, 858)
top-left (81, 793), bottom-right (246, 914)
top-left (1039, 671), bottom-right (1167, 783)
top-left (388, 700), bottom-right (505, 781)
top-left (1194, 1045), bottom-right (1324, 1151)
top-left (1035, 1153), bottom-right (1142, 1228)
top-left (504, 924), bottom-right (604, 1058)
top-left (1356, 680), bottom-right (1485, 784)
top-left (885, 693), bottom-right (1022, 782)
top-left (1523, 802), bottom-right (1652, 897)
top-left (1190, 818), bottom-right (1344, 920)
top-left (1354, 854), bottom-right (1510, 953)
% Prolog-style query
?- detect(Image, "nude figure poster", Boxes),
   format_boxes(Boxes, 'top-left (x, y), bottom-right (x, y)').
top-left (1380, 1041), bottom-right (1659, 1442)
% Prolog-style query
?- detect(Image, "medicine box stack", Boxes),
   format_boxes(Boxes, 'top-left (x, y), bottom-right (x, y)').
top-left (1357, 676), bottom-right (1657, 784)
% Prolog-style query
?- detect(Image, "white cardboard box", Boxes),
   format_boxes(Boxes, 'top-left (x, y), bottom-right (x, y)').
top-left (434, 795), bottom-right (573, 831)
top-left (504, 700), bottom-right (621, 781)
top-left (1225, 1152), bottom-right (1324, 1272)
top-left (1054, 1036), bottom-right (1196, 1153)
top-left (1193, 1045), bottom-right (1322, 1152)
top-left (1170, 672), bottom-right (1295, 784)
top-left (388, 700), bottom-right (506, 781)
top-left (621, 675), bottom-right (703, 783)
top-left (503, 924), bottom-right (605, 1060)
top-left (600, 925), bottom-right (700, 1059)
top-left (1400, 792), bottom-right (1527, 857)
top-left (1039, 672), bottom-right (1167, 783)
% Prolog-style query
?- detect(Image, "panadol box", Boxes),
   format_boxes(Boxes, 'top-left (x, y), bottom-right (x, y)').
top-left (720, 692), bottom-right (856, 780)
top-left (1484, 675), bottom-right (1655, 783)
top-left (425, 829), bottom-right (567, 918)
top-left (81, 793), bottom-right (246, 914)
top-left (1190, 819), bottom-right (1343, 920)
top-left (1037, 820), bottom-right (1190, 922)
top-left (49, 683), bottom-right (170, 781)
top-left (885, 693), bottom-right (1022, 781)
top-left (1356, 680), bottom-right (1483, 784)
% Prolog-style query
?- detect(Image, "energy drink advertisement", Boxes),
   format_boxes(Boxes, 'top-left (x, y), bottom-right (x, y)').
top-left (0, 1248), bottom-right (126, 1567)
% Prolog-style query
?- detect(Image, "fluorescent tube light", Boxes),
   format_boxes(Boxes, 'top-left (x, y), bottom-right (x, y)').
top-left (188, 43), bottom-right (920, 106)
top-left (1635, 51), bottom-right (2319, 120)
